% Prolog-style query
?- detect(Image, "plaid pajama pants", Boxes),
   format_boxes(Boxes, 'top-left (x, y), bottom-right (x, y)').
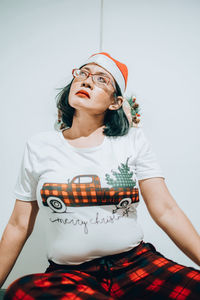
top-left (4, 241), bottom-right (200, 300)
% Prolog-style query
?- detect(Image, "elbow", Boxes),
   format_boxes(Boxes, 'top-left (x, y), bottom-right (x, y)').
top-left (18, 222), bottom-right (35, 238)
top-left (139, 177), bottom-right (181, 228)
top-left (151, 204), bottom-right (180, 229)
top-left (8, 220), bottom-right (35, 239)
top-left (145, 194), bottom-right (179, 227)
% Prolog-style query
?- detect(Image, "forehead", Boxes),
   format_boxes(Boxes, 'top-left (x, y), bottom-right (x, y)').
top-left (81, 63), bottom-right (115, 81)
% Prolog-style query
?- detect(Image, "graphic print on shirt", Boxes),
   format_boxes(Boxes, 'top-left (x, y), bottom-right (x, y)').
top-left (40, 157), bottom-right (139, 214)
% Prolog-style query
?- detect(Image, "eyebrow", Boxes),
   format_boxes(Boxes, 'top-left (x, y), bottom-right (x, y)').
top-left (81, 66), bottom-right (110, 77)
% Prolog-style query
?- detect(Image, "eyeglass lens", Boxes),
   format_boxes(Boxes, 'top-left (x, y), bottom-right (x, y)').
top-left (73, 69), bottom-right (111, 87)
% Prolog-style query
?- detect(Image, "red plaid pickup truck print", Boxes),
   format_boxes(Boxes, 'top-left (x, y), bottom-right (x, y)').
top-left (40, 175), bottom-right (139, 213)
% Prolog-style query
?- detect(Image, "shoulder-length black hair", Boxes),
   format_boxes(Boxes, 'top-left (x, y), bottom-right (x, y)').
top-left (56, 79), bottom-right (130, 137)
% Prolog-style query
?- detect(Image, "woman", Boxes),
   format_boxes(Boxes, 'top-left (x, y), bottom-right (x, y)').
top-left (1, 52), bottom-right (200, 299)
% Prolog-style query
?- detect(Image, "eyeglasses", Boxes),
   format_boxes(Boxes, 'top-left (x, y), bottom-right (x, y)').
top-left (72, 68), bottom-right (116, 89)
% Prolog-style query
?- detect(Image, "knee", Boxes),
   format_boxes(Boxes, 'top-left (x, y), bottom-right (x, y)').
top-left (4, 274), bottom-right (34, 300)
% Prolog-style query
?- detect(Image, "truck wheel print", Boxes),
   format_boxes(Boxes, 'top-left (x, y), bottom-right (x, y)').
top-left (47, 197), bottom-right (66, 213)
top-left (117, 198), bottom-right (132, 209)
top-left (113, 198), bottom-right (132, 214)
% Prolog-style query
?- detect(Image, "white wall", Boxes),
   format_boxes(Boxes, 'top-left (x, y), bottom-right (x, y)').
top-left (102, 0), bottom-right (200, 269)
top-left (0, 0), bottom-right (200, 289)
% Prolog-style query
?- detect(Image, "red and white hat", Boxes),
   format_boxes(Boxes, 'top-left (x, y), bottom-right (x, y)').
top-left (81, 52), bottom-right (128, 94)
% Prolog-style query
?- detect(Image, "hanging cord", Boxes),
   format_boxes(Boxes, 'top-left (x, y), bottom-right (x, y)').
top-left (99, 0), bottom-right (104, 51)
top-left (98, 257), bottom-right (115, 294)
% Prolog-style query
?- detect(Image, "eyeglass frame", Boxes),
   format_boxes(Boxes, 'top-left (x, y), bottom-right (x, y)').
top-left (72, 68), bottom-right (116, 90)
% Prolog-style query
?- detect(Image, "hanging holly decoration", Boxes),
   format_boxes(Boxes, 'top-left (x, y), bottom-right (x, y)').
top-left (125, 96), bottom-right (141, 126)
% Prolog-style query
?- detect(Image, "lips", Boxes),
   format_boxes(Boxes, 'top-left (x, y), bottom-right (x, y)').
top-left (75, 90), bottom-right (90, 98)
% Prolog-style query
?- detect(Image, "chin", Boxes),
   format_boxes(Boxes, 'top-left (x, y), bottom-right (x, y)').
top-left (69, 99), bottom-right (90, 111)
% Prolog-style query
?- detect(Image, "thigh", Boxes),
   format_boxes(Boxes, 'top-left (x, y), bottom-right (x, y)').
top-left (111, 242), bottom-right (200, 300)
top-left (4, 270), bottom-right (113, 300)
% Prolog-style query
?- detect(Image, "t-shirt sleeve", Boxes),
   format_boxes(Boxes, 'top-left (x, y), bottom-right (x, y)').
top-left (13, 140), bottom-right (38, 201)
top-left (133, 127), bottom-right (165, 181)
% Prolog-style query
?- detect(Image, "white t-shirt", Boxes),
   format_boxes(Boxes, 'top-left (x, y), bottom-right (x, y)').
top-left (13, 126), bottom-right (165, 265)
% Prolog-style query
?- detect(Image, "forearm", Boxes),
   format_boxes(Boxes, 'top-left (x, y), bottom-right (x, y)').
top-left (155, 205), bottom-right (200, 266)
top-left (0, 223), bottom-right (29, 288)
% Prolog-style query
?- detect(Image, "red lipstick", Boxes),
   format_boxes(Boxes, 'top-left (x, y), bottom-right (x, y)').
top-left (76, 90), bottom-right (90, 98)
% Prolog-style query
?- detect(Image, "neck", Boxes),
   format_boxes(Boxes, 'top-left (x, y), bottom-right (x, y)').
top-left (66, 112), bottom-right (105, 138)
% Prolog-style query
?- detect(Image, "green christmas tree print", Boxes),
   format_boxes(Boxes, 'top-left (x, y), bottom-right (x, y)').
top-left (105, 157), bottom-right (136, 188)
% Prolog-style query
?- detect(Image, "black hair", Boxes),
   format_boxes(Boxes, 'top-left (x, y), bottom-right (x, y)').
top-left (56, 79), bottom-right (130, 137)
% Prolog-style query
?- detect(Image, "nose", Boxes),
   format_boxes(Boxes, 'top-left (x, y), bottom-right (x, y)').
top-left (81, 74), bottom-right (94, 89)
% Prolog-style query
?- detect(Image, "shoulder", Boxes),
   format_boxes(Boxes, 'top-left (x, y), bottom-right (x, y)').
top-left (125, 124), bottom-right (144, 139)
top-left (108, 125), bottom-right (144, 143)
top-left (26, 130), bottom-right (59, 149)
top-left (109, 126), bottom-right (145, 151)
top-left (124, 125), bottom-right (151, 152)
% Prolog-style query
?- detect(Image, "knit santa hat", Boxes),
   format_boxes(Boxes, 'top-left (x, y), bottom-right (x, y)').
top-left (81, 52), bottom-right (128, 94)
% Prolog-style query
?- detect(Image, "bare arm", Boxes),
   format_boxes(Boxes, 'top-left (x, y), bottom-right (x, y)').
top-left (0, 199), bottom-right (39, 288)
top-left (139, 177), bottom-right (200, 266)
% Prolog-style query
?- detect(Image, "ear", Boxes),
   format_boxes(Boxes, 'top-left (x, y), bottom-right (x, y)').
top-left (108, 96), bottom-right (124, 111)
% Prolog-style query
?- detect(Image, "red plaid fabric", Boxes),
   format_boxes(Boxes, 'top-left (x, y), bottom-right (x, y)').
top-left (4, 242), bottom-right (200, 299)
